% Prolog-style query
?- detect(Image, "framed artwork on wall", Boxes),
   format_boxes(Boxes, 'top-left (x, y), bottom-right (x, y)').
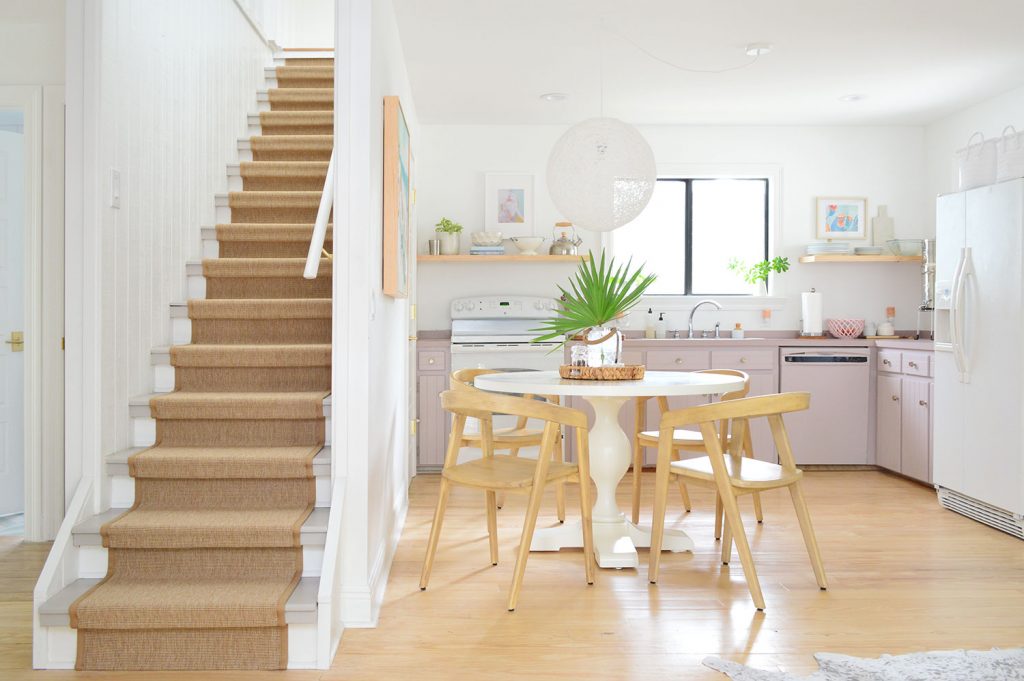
top-left (484, 173), bottom-right (534, 237)
top-left (816, 196), bottom-right (868, 240)
top-left (383, 96), bottom-right (411, 298)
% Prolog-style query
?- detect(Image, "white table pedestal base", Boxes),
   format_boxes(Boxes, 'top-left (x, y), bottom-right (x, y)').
top-left (530, 394), bottom-right (694, 569)
top-left (531, 517), bottom-right (694, 569)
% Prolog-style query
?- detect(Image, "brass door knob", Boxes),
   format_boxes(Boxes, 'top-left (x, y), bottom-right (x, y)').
top-left (4, 331), bottom-right (23, 352)
top-left (675, 358), bottom-right (683, 364)
top-left (891, 395), bottom-right (899, 401)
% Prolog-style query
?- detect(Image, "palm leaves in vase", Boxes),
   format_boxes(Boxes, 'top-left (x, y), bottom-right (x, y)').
top-left (531, 250), bottom-right (657, 346)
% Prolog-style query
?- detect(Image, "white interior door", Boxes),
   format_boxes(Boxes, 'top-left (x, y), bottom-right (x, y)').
top-left (0, 123), bottom-right (25, 517)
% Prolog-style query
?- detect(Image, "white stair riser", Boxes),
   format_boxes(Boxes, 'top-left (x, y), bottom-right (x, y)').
top-left (188, 273), bottom-right (206, 299)
top-left (109, 472), bottom-right (331, 508)
top-left (202, 238), bottom-right (219, 258)
top-left (237, 140), bottom-right (253, 162)
top-left (257, 97), bottom-right (271, 113)
top-left (216, 201), bottom-right (231, 224)
top-left (247, 117), bottom-right (262, 138)
top-left (172, 317), bottom-right (191, 345)
top-left (39, 622), bottom-right (318, 670)
top-left (77, 544), bottom-right (324, 579)
top-left (227, 167), bottom-right (243, 191)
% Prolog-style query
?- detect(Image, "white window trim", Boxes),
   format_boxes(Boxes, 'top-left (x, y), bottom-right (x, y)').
top-left (603, 162), bottom-right (784, 304)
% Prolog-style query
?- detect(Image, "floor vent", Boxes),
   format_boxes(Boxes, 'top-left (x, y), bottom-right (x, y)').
top-left (937, 487), bottom-right (1024, 540)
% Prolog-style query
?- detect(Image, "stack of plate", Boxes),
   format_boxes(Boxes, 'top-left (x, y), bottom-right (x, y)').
top-left (854, 246), bottom-right (884, 255)
top-left (805, 242), bottom-right (852, 255)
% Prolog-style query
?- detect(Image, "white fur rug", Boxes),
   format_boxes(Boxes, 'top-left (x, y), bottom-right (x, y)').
top-left (704, 648), bottom-right (1024, 680)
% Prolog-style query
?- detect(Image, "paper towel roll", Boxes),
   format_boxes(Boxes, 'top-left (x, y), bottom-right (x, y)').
top-left (801, 291), bottom-right (823, 335)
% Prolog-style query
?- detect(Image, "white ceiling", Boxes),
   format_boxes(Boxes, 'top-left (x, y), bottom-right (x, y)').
top-left (392, 0), bottom-right (1024, 126)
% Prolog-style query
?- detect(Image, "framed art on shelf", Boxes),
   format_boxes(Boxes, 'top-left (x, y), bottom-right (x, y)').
top-left (816, 196), bottom-right (868, 240)
top-left (383, 96), bottom-right (412, 298)
top-left (484, 173), bottom-right (534, 237)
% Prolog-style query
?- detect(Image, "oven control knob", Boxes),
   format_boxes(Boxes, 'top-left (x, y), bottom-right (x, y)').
top-left (466, 302), bottom-right (476, 311)
top-left (533, 300), bottom-right (543, 310)
top-left (453, 302), bottom-right (463, 312)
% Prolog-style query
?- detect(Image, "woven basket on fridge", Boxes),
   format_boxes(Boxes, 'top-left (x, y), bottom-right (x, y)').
top-left (997, 126), bottom-right (1024, 182)
top-left (955, 132), bottom-right (997, 191)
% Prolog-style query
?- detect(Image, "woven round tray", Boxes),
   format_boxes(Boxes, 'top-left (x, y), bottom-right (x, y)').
top-left (559, 364), bottom-right (646, 381)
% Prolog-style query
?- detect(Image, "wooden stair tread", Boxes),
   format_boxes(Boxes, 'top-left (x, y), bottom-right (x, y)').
top-left (105, 445), bottom-right (331, 476)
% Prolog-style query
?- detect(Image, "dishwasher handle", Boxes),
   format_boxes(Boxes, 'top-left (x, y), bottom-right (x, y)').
top-left (783, 355), bottom-right (868, 363)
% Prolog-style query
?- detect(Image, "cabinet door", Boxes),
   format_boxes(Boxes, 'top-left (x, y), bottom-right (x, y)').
top-left (417, 373), bottom-right (449, 469)
top-left (900, 378), bottom-right (931, 482)
top-left (875, 374), bottom-right (902, 471)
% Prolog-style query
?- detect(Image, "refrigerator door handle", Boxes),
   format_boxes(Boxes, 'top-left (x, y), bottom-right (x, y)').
top-left (949, 249), bottom-right (966, 378)
top-left (955, 248), bottom-right (974, 383)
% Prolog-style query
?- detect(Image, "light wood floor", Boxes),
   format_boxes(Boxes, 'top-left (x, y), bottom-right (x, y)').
top-left (3, 471), bottom-right (1022, 680)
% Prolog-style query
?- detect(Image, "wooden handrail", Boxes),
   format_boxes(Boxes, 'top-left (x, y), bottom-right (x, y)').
top-left (304, 147), bottom-right (335, 279)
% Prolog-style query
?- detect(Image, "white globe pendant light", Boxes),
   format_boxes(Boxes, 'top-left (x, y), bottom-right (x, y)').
top-left (546, 117), bottom-right (657, 232)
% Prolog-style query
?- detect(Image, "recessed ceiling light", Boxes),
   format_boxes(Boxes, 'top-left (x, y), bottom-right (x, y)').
top-left (744, 43), bottom-right (773, 57)
top-left (539, 92), bottom-right (568, 102)
top-left (839, 93), bottom-right (867, 102)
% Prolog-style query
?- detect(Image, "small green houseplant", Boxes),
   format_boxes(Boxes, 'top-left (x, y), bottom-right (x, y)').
top-left (532, 250), bottom-right (656, 366)
top-left (434, 217), bottom-right (463, 255)
top-left (728, 256), bottom-right (790, 295)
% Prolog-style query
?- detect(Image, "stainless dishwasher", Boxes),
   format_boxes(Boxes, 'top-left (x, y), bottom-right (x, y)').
top-left (779, 348), bottom-right (871, 464)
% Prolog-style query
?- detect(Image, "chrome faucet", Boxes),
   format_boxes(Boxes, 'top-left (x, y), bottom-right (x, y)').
top-left (688, 299), bottom-right (723, 338)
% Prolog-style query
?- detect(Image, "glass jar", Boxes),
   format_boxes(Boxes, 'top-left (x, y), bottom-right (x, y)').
top-left (584, 326), bottom-right (623, 367)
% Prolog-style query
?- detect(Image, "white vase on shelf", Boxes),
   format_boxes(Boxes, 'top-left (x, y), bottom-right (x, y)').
top-left (437, 232), bottom-right (460, 255)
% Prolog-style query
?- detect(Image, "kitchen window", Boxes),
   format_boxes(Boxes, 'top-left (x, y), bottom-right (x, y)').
top-left (609, 178), bottom-right (770, 296)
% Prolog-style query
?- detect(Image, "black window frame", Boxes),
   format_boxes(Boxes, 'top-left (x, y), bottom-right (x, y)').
top-left (648, 177), bottom-right (770, 296)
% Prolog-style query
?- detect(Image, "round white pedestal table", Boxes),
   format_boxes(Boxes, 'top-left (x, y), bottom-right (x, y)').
top-left (474, 369), bottom-right (745, 569)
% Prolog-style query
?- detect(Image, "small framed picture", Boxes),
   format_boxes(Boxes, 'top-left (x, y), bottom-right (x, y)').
top-left (816, 197), bottom-right (868, 240)
top-left (485, 173), bottom-right (533, 236)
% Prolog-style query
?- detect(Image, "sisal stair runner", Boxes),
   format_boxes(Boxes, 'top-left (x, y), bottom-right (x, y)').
top-left (69, 57), bottom-right (335, 670)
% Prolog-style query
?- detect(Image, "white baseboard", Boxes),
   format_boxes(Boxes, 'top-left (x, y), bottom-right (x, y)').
top-left (339, 490), bottom-right (409, 628)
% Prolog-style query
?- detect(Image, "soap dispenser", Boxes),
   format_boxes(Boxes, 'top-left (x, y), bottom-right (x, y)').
top-left (655, 312), bottom-right (667, 339)
top-left (644, 308), bottom-right (656, 339)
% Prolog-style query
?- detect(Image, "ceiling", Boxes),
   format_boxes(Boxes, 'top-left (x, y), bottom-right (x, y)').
top-left (392, 0), bottom-right (1024, 126)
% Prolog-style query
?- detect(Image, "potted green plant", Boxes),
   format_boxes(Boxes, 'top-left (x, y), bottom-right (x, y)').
top-left (532, 250), bottom-right (656, 367)
top-left (728, 256), bottom-right (790, 296)
top-left (434, 217), bottom-right (463, 255)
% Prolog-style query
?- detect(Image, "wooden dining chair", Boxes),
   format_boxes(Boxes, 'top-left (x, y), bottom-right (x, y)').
top-left (647, 392), bottom-right (827, 611)
top-left (450, 368), bottom-right (566, 523)
top-left (420, 389), bottom-right (595, 611)
top-left (631, 370), bottom-right (764, 539)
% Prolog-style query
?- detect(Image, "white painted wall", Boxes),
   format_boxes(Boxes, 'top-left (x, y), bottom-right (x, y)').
top-left (70, 0), bottom-right (271, 501)
top-left (0, 0), bottom-right (64, 85)
top-left (365, 0), bottom-right (415, 617)
top-left (416, 124), bottom-right (927, 333)
top-left (282, 0), bottom-right (335, 48)
top-left (924, 83), bottom-right (1024, 225)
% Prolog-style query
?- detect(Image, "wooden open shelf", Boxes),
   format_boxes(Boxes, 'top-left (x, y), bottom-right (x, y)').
top-left (799, 254), bottom-right (923, 263)
top-left (418, 254), bottom-right (590, 263)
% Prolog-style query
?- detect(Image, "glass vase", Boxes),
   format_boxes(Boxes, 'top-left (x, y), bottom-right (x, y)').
top-left (584, 326), bottom-right (623, 367)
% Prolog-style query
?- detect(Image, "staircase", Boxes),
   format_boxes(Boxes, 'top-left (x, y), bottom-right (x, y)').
top-left (35, 50), bottom-right (337, 671)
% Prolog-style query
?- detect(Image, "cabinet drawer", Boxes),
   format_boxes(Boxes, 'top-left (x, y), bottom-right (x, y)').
top-left (417, 350), bottom-right (447, 372)
top-left (901, 352), bottom-right (929, 377)
top-left (646, 349), bottom-right (710, 371)
top-left (878, 349), bottom-right (901, 373)
top-left (711, 349), bottom-right (775, 371)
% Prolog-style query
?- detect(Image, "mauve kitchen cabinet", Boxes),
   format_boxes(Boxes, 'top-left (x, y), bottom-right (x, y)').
top-left (875, 346), bottom-right (934, 484)
top-left (416, 340), bottom-right (451, 470)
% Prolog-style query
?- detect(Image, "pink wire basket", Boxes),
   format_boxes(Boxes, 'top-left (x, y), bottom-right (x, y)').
top-left (827, 318), bottom-right (865, 338)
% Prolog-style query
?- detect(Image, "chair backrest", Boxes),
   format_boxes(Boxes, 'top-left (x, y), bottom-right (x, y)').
top-left (657, 392), bottom-right (811, 471)
top-left (439, 389), bottom-right (587, 469)
top-left (450, 367), bottom-right (498, 391)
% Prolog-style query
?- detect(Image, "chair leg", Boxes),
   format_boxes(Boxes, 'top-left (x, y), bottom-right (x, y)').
top-left (576, 429), bottom-right (595, 586)
top-left (496, 447), bottom-right (521, 509)
top-left (486, 490), bottom-right (499, 566)
top-left (752, 491), bottom-right (764, 523)
top-left (554, 434), bottom-right (566, 523)
top-left (507, 481), bottom-right (547, 612)
top-left (420, 478), bottom-right (452, 590)
top-left (788, 482), bottom-right (828, 590)
top-left (714, 493), bottom-right (724, 541)
top-left (631, 437), bottom-right (643, 525)
top-left (719, 486), bottom-right (766, 610)
top-left (647, 451), bottom-right (673, 584)
top-left (675, 477), bottom-right (692, 513)
top-left (720, 514), bottom-right (733, 565)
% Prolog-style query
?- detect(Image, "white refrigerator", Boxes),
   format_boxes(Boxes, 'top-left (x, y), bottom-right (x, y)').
top-left (933, 177), bottom-right (1024, 539)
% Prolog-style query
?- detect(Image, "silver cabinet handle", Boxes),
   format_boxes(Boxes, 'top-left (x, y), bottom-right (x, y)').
top-left (919, 400), bottom-right (928, 406)
top-left (908, 361), bottom-right (918, 368)
top-left (891, 395), bottom-right (899, 401)
top-left (739, 357), bottom-right (748, 363)
top-left (675, 358), bottom-right (683, 364)
top-left (427, 358), bottom-right (435, 364)
top-left (882, 359), bottom-right (891, 366)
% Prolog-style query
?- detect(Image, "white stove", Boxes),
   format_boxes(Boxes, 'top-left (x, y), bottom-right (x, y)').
top-left (450, 295), bottom-right (562, 372)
